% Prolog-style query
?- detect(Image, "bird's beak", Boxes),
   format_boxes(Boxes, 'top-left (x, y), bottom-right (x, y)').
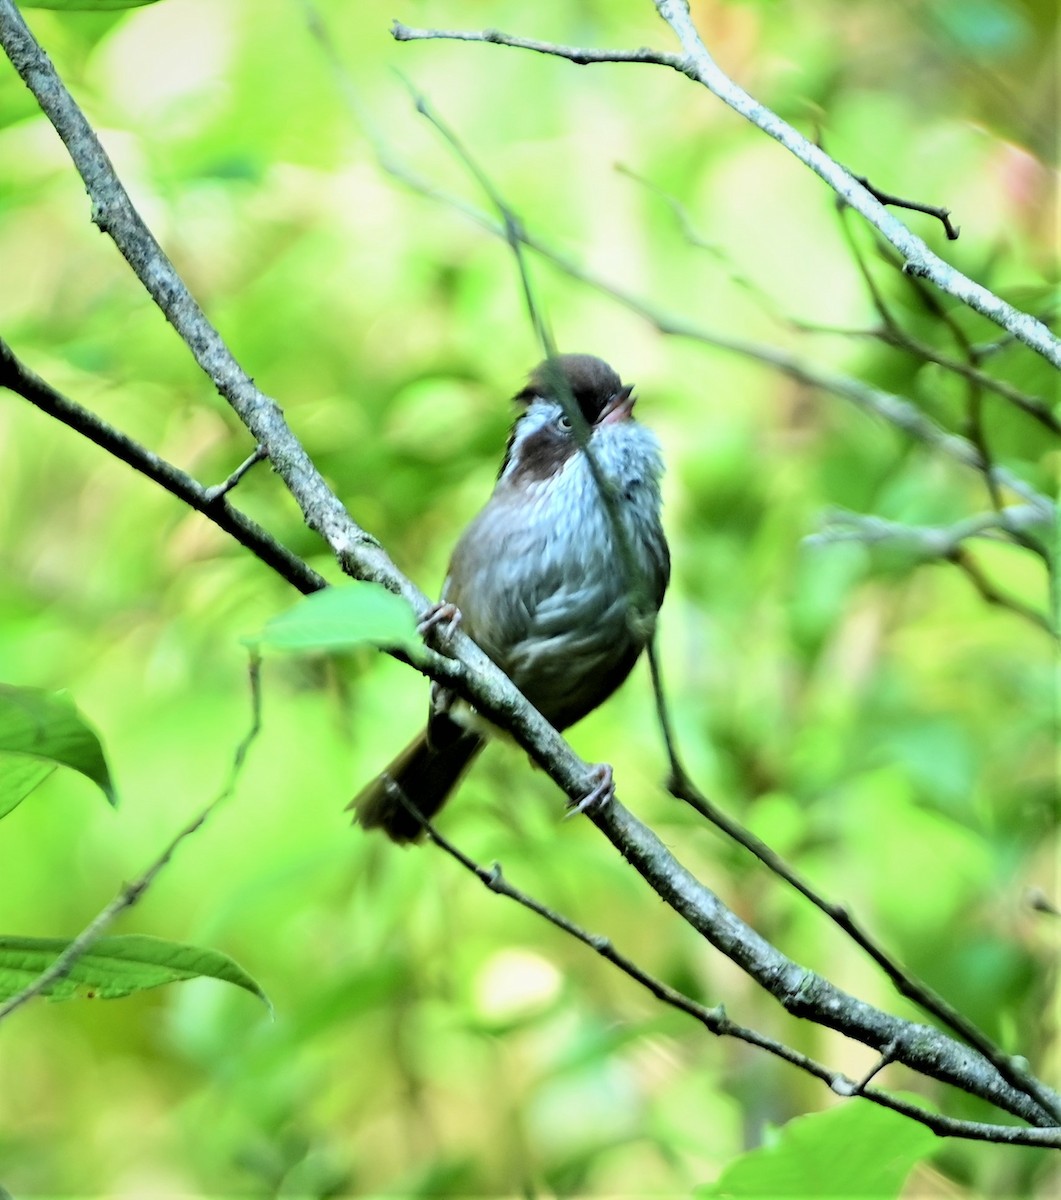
top-left (597, 384), bottom-right (635, 425)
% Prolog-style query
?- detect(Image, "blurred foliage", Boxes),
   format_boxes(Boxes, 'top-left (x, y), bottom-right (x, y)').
top-left (0, 0), bottom-right (1057, 1195)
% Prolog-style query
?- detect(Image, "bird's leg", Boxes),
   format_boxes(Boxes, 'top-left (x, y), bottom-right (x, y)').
top-left (566, 763), bottom-right (615, 817)
top-left (418, 601), bottom-right (462, 644)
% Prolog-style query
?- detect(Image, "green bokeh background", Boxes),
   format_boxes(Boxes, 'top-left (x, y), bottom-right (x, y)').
top-left (0, 0), bottom-right (1057, 1195)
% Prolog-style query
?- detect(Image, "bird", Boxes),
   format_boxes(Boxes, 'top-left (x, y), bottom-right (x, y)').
top-left (352, 353), bottom-right (670, 842)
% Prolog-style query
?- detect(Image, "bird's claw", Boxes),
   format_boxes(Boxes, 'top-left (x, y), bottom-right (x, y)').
top-left (565, 763), bottom-right (615, 819)
top-left (418, 601), bottom-right (462, 642)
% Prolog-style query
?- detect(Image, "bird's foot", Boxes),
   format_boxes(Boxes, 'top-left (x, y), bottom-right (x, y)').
top-left (418, 601), bottom-right (462, 643)
top-left (566, 763), bottom-right (615, 818)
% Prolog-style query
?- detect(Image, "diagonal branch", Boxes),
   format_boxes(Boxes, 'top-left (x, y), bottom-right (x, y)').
top-left (852, 173), bottom-right (960, 240)
top-left (623, 165), bottom-right (1060, 437)
top-left (404, 797), bottom-right (1061, 1147)
top-left (0, 657), bottom-right (264, 1022)
top-left (3, 0), bottom-right (1058, 1135)
top-left (645, 645), bottom-right (1060, 1118)
top-left (390, 7), bottom-right (1061, 369)
top-left (0, 337), bottom-right (326, 597)
top-left (362, 142), bottom-right (1054, 520)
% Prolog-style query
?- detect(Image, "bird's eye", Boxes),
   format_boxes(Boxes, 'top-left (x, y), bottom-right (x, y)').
top-left (557, 413), bottom-right (572, 431)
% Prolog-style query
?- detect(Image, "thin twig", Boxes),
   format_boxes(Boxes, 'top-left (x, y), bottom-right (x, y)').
top-left (830, 208), bottom-right (1055, 583)
top-left (896, 265), bottom-right (1051, 563)
top-left (390, 10), bottom-right (1061, 368)
top-left (401, 796), bottom-right (1061, 1147)
top-left (808, 505), bottom-right (1053, 560)
top-left (645, 642), bottom-right (1061, 1120)
top-left (0, 338), bottom-right (325, 597)
top-left (852, 1041), bottom-right (900, 1093)
top-left (947, 547), bottom-right (1057, 636)
top-left (808, 507), bottom-right (1055, 636)
top-left (628, 165), bottom-right (1059, 435)
top-left (853, 174), bottom-right (960, 240)
top-left (0, 658), bottom-right (264, 1022)
top-left (878, 329), bottom-right (1059, 435)
top-left (392, 21), bottom-right (669, 67)
top-left (4, 0), bottom-right (1057, 1131)
top-left (203, 444), bottom-right (268, 502)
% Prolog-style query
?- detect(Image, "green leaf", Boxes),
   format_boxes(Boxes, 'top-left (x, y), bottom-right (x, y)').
top-left (0, 753), bottom-right (56, 819)
top-left (0, 934), bottom-right (270, 1009)
top-left (0, 685), bottom-right (116, 812)
top-left (248, 582), bottom-right (420, 654)
top-left (20, 1), bottom-right (166, 11)
top-left (696, 1102), bottom-right (937, 1198)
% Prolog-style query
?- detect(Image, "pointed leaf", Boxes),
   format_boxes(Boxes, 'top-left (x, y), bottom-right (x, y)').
top-left (248, 582), bottom-right (420, 654)
top-left (0, 934), bottom-right (270, 1009)
top-left (0, 685), bottom-right (115, 809)
top-left (696, 1101), bottom-right (937, 1198)
top-left (0, 753), bottom-right (56, 819)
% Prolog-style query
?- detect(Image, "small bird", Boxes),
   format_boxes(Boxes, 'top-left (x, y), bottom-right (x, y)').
top-left (353, 353), bottom-right (670, 841)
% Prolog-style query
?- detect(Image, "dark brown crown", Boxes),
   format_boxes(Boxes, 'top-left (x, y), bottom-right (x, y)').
top-left (514, 354), bottom-right (625, 424)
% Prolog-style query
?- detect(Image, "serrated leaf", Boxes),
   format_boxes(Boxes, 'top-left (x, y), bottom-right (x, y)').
top-left (0, 934), bottom-right (270, 1009)
top-left (0, 752), bottom-right (56, 819)
top-left (248, 582), bottom-right (420, 654)
top-left (0, 685), bottom-right (115, 810)
top-left (696, 1101), bottom-right (937, 1198)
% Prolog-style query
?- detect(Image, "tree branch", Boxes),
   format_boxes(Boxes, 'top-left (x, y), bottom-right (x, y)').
top-left (405, 798), bottom-right (1061, 1147)
top-left (624, 165), bottom-right (1060, 437)
top-left (852, 173), bottom-right (960, 241)
top-left (587, 797), bottom-right (1058, 1127)
top-left (0, 657), bottom-right (263, 1022)
top-left (390, 6), bottom-right (1061, 369)
top-left (646, 645), bottom-right (1061, 1118)
top-left (0, 337), bottom-right (326, 598)
top-left (363, 140), bottom-right (1053, 521)
top-left (807, 508), bottom-right (1055, 636)
top-left (3, 0), bottom-right (1057, 1136)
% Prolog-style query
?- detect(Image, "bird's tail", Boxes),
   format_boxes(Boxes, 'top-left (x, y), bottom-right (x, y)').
top-left (351, 722), bottom-right (484, 843)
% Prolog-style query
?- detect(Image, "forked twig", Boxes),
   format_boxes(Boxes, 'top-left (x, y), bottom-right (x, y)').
top-left (0, 658), bottom-right (264, 1022)
top-left (394, 792), bottom-right (1061, 1146)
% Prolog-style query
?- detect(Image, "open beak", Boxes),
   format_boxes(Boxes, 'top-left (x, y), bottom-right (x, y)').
top-left (597, 384), bottom-right (635, 426)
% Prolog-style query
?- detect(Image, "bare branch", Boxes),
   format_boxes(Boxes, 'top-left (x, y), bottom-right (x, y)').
top-left (587, 796), bottom-right (1059, 1126)
top-left (808, 506), bottom-right (1053, 553)
top-left (947, 546), bottom-right (1057, 636)
top-left (0, 658), bottom-right (263, 1022)
top-left (392, 21), bottom-right (670, 67)
top-left (403, 796), bottom-right (1061, 1147)
top-left (0, 337), bottom-right (325, 597)
top-left (203, 444), bottom-right (269, 503)
top-left (3, 0), bottom-right (1057, 1132)
top-left (646, 643), bottom-right (1061, 1117)
top-left (852, 174), bottom-right (960, 240)
top-left (390, 5), bottom-right (1061, 368)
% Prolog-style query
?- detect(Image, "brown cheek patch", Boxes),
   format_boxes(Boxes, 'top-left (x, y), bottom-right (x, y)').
top-left (508, 426), bottom-right (577, 484)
